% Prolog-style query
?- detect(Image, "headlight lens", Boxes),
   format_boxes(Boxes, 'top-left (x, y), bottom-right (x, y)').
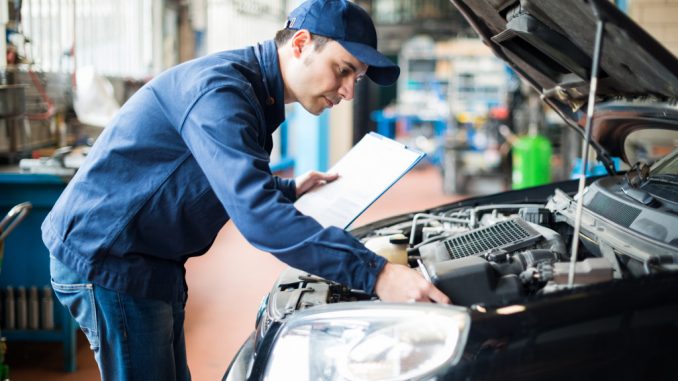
top-left (263, 303), bottom-right (470, 381)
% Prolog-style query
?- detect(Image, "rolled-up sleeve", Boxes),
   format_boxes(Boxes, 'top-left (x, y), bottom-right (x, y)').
top-left (178, 86), bottom-right (386, 293)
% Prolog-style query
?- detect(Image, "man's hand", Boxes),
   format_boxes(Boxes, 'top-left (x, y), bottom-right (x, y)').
top-left (295, 170), bottom-right (339, 197)
top-left (374, 263), bottom-right (451, 304)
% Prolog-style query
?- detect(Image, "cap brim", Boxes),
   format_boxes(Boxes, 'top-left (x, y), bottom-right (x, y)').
top-left (337, 40), bottom-right (400, 86)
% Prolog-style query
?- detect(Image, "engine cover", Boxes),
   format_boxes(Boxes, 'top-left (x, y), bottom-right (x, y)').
top-left (429, 256), bottom-right (524, 306)
top-left (419, 217), bottom-right (547, 306)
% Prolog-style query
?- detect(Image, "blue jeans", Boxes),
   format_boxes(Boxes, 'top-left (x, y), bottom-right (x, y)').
top-left (50, 256), bottom-right (191, 381)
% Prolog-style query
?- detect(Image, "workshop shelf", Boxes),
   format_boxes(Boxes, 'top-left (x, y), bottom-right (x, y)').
top-left (0, 172), bottom-right (77, 372)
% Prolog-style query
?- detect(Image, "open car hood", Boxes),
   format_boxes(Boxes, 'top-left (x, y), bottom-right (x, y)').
top-left (450, 0), bottom-right (678, 162)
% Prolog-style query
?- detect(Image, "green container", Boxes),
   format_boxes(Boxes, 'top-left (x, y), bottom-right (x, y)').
top-left (512, 135), bottom-right (552, 189)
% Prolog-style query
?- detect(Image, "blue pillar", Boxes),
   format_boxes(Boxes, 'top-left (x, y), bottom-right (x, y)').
top-left (291, 104), bottom-right (329, 176)
top-left (269, 121), bottom-right (295, 173)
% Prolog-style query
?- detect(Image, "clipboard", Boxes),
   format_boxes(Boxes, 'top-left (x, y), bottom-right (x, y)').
top-left (294, 132), bottom-right (425, 229)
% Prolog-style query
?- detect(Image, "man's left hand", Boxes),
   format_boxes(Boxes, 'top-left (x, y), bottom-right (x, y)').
top-left (295, 171), bottom-right (339, 197)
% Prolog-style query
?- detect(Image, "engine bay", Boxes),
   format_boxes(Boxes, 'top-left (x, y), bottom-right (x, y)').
top-left (359, 174), bottom-right (678, 307)
top-left (264, 174), bottom-right (678, 321)
top-left (361, 200), bottom-right (612, 307)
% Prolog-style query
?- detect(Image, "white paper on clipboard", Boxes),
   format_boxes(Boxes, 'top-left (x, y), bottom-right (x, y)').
top-left (294, 132), bottom-right (424, 229)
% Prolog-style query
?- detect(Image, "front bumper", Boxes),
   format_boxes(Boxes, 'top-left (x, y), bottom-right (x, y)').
top-left (222, 333), bottom-right (255, 381)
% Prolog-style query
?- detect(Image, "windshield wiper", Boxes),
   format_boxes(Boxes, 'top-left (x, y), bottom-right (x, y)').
top-left (621, 182), bottom-right (655, 205)
top-left (648, 173), bottom-right (678, 185)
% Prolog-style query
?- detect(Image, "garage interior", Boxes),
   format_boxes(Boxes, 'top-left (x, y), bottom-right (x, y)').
top-left (0, 0), bottom-right (676, 380)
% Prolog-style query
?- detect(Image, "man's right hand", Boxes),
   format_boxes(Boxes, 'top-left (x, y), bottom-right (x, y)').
top-left (374, 262), bottom-right (451, 304)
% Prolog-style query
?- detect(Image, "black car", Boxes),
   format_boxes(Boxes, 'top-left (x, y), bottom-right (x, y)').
top-left (224, 1), bottom-right (678, 380)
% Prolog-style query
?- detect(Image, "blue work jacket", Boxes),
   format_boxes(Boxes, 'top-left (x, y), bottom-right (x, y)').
top-left (42, 40), bottom-right (386, 303)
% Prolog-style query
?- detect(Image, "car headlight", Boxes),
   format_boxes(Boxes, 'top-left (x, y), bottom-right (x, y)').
top-left (263, 302), bottom-right (470, 381)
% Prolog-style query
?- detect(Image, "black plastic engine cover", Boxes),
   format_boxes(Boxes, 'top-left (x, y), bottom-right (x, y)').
top-left (430, 256), bottom-right (524, 306)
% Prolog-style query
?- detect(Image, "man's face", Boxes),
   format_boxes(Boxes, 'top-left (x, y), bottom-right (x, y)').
top-left (287, 39), bottom-right (368, 115)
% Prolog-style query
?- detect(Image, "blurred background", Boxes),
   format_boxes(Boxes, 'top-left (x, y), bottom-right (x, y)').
top-left (0, 0), bottom-right (676, 379)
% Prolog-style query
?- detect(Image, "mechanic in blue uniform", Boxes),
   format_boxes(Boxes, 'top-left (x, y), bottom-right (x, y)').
top-left (43, 0), bottom-right (449, 379)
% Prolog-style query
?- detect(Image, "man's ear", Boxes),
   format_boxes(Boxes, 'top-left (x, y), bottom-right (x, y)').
top-left (290, 29), bottom-right (312, 58)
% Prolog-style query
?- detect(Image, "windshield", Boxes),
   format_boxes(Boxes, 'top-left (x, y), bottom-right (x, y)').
top-left (650, 148), bottom-right (678, 178)
top-left (624, 129), bottom-right (678, 165)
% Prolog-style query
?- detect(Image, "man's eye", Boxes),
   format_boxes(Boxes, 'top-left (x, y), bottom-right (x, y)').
top-left (338, 67), bottom-right (349, 76)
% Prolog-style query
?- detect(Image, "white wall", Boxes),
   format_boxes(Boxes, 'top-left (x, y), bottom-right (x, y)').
top-left (205, 0), bottom-right (290, 53)
top-left (628, 0), bottom-right (678, 57)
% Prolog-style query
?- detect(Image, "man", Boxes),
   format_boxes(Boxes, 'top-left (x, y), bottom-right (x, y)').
top-left (44, 0), bottom-right (449, 379)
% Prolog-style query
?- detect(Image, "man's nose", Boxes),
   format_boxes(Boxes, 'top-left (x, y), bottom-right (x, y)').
top-left (338, 78), bottom-right (356, 101)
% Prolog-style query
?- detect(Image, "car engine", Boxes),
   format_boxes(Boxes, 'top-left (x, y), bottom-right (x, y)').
top-left (264, 173), bottom-right (678, 322)
top-left (359, 201), bottom-right (605, 307)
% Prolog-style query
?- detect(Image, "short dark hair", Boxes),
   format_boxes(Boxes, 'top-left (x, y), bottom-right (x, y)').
top-left (274, 29), bottom-right (332, 51)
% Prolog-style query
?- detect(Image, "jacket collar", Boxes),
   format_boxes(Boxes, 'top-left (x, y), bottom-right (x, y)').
top-left (255, 40), bottom-right (286, 134)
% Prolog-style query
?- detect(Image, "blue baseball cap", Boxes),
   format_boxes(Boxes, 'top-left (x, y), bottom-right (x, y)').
top-left (285, 0), bottom-right (400, 86)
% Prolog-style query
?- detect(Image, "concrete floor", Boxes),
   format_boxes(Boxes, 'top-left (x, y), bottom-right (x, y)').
top-left (8, 164), bottom-right (469, 380)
